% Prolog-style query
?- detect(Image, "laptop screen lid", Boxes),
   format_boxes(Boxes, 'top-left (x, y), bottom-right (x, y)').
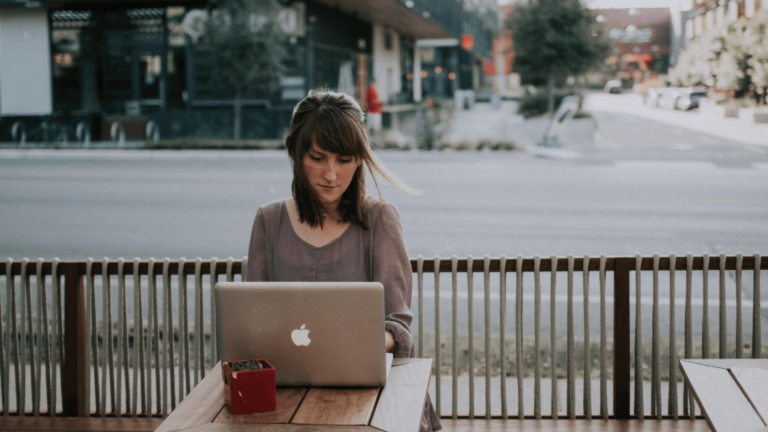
top-left (215, 281), bottom-right (387, 387)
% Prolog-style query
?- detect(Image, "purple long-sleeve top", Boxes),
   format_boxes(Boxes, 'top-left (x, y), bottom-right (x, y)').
top-left (245, 196), bottom-right (415, 358)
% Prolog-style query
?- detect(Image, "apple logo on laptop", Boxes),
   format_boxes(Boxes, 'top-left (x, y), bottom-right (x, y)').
top-left (291, 324), bottom-right (311, 346)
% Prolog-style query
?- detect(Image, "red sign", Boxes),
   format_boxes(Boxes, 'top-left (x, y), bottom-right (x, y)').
top-left (461, 35), bottom-right (473, 51)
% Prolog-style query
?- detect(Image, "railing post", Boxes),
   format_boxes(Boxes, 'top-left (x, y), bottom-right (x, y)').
top-left (62, 262), bottom-right (87, 416)
top-left (613, 257), bottom-right (631, 419)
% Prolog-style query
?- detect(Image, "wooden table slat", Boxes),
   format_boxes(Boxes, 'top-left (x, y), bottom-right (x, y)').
top-left (685, 359), bottom-right (768, 370)
top-left (370, 358), bottom-right (432, 432)
top-left (731, 367), bottom-right (768, 425)
top-left (213, 388), bottom-right (308, 425)
top-left (155, 362), bottom-right (226, 432)
top-left (291, 387), bottom-right (381, 426)
top-left (680, 360), bottom-right (764, 432)
top-left (181, 424), bottom-right (374, 432)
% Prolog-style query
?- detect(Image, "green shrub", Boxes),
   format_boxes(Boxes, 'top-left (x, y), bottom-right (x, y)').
top-left (517, 89), bottom-right (581, 119)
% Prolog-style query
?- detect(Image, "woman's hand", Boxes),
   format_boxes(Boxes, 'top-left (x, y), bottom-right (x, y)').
top-left (385, 330), bottom-right (396, 353)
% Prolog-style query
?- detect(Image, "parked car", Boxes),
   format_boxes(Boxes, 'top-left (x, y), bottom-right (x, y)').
top-left (656, 87), bottom-right (707, 110)
top-left (645, 87), bottom-right (667, 107)
top-left (673, 87), bottom-right (708, 110)
top-left (604, 80), bottom-right (622, 94)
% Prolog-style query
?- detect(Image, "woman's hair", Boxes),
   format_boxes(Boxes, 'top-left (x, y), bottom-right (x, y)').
top-left (284, 89), bottom-right (414, 229)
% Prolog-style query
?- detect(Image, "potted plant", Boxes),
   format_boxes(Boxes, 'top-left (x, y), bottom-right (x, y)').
top-left (222, 358), bottom-right (276, 415)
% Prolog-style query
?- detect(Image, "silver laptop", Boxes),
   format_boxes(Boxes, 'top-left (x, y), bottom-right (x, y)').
top-left (215, 281), bottom-right (391, 387)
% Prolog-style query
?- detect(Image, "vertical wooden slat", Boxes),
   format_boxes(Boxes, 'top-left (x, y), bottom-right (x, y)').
top-left (194, 258), bottom-right (203, 386)
top-left (115, 259), bottom-right (125, 418)
top-left (209, 258), bottom-right (218, 371)
top-left (754, 254), bottom-right (762, 359)
top-left (735, 254), bottom-right (743, 359)
top-left (566, 255), bottom-right (574, 420)
top-left (582, 255), bottom-right (591, 419)
top-left (19, 259), bottom-right (29, 417)
top-left (62, 261), bottom-right (87, 416)
top-left (482, 256), bottom-right (491, 420)
top-left (515, 255), bottom-right (524, 419)
top-left (40, 261), bottom-right (51, 416)
top-left (132, 258), bottom-right (145, 417)
top-left (432, 256), bottom-right (441, 418)
top-left (533, 255), bottom-right (541, 420)
top-left (54, 261), bottom-right (63, 416)
top-left (149, 258), bottom-right (160, 416)
top-left (613, 257), bottom-right (631, 419)
top-left (685, 254), bottom-right (695, 419)
top-left (163, 258), bottom-right (174, 415)
top-left (651, 255), bottom-right (660, 419)
top-left (633, 255), bottom-right (644, 419)
top-left (178, 258), bottom-right (189, 402)
top-left (466, 256), bottom-right (474, 420)
top-left (599, 255), bottom-right (608, 420)
top-left (702, 254), bottom-right (710, 359)
top-left (719, 253), bottom-right (727, 359)
top-left (3, 259), bottom-right (13, 416)
top-left (450, 256), bottom-right (458, 420)
top-left (34, 258), bottom-right (44, 416)
top-left (550, 255), bottom-right (558, 419)
top-left (499, 255), bottom-right (508, 420)
top-left (417, 256), bottom-right (423, 359)
top-left (668, 254), bottom-right (678, 419)
top-left (100, 259), bottom-right (113, 417)
top-left (84, 260), bottom-right (94, 417)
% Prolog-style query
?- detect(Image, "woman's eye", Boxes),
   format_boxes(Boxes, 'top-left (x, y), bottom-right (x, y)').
top-left (339, 158), bottom-right (352, 164)
top-left (310, 156), bottom-right (322, 161)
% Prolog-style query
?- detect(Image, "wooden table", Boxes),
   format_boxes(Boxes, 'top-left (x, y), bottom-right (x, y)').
top-left (155, 358), bottom-right (432, 432)
top-left (680, 359), bottom-right (768, 432)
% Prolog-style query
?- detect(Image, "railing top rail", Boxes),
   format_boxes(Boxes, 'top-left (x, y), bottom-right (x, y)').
top-left (1, 254), bottom-right (765, 276)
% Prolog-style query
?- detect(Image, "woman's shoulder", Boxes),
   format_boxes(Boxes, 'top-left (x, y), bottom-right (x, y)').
top-left (362, 195), bottom-right (402, 228)
top-left (256, 198), bottom-right (288, 221)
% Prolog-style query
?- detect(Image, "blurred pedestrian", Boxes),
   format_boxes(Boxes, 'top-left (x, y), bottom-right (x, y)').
top-left (366, 81), bottom-right (383, 133)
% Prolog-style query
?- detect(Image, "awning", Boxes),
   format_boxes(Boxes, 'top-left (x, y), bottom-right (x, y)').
top-left (312, 0), bottom-right (454, 39)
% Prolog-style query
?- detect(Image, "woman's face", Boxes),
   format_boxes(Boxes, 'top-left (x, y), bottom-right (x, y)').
top-left (302, 141), bottom-right (360, 209)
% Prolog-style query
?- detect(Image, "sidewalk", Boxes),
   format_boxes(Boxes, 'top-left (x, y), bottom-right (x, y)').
top-left (583, 92), bottom-right (768, 148)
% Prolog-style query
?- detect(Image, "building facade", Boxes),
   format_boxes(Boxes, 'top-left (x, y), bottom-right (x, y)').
top-left (683, 0), bottom-right (767, 41)
top-left (595, 8), bottom-right (672, 85)
top-left (0, 0), bottom-right (496, 141)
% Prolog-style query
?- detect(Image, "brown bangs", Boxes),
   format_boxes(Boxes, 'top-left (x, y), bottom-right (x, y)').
top-left (294, 104), bottom-right (367, 160)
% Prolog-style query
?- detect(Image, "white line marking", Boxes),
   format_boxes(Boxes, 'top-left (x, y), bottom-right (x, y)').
top-left (615, 160), bottom-right (717, 170)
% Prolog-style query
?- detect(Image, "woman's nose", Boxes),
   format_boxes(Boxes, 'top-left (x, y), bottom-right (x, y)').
top-left (323, 161), bottom-right (337, 181)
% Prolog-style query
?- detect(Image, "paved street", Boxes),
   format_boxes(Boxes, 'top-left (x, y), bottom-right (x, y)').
top-left (1, 94), bottom-right (767, 343)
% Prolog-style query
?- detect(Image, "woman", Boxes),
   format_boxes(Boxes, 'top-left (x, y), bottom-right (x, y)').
top-left (246, 90), bottom-right (441, 431)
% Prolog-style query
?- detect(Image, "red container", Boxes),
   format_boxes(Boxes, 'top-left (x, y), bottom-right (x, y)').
top-left (223, 358), bottom-right (276, 415)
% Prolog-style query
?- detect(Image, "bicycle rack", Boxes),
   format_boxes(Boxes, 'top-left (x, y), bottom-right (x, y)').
top-left (11, 121), bottom-right (27, 146)
top-left (110, 121), bottom-right (126, 147)
top-left (146, 120), bottom-right (160, 142)
top-left (76, 121), bottom-right (91, 147)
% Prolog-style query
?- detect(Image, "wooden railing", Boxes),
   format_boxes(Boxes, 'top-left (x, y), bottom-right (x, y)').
top-left (0, 254), bottom-right (765, 418)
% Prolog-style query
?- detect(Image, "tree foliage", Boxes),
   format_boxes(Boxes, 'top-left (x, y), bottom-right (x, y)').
top-left (506, 0), bottom-right (612, 87)
top-left (670, 11), bottom-right (768, 98)
top-left (203, 0), bottom-right (286, 99)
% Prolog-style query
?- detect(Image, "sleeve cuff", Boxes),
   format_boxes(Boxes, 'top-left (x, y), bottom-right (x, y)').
top-left (385, 320), bottom-right (414, 358)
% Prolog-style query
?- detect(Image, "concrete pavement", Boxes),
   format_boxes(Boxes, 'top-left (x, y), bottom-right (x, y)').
top-left (584, 93), bottom-right (768, 148)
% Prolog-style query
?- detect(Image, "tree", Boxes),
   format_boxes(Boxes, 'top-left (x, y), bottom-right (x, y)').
top-left (670, 10), bottom-right (768, 103)
top-left (506, 0), bottom-right (612, 112)
top-left (203, 0), bottom-right (286, 140)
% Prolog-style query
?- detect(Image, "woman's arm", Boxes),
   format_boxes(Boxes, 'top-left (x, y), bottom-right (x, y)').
top-left (372, 201), bottom-right (414, 358)
top-left (246, 207), bottom-right (268, 282)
